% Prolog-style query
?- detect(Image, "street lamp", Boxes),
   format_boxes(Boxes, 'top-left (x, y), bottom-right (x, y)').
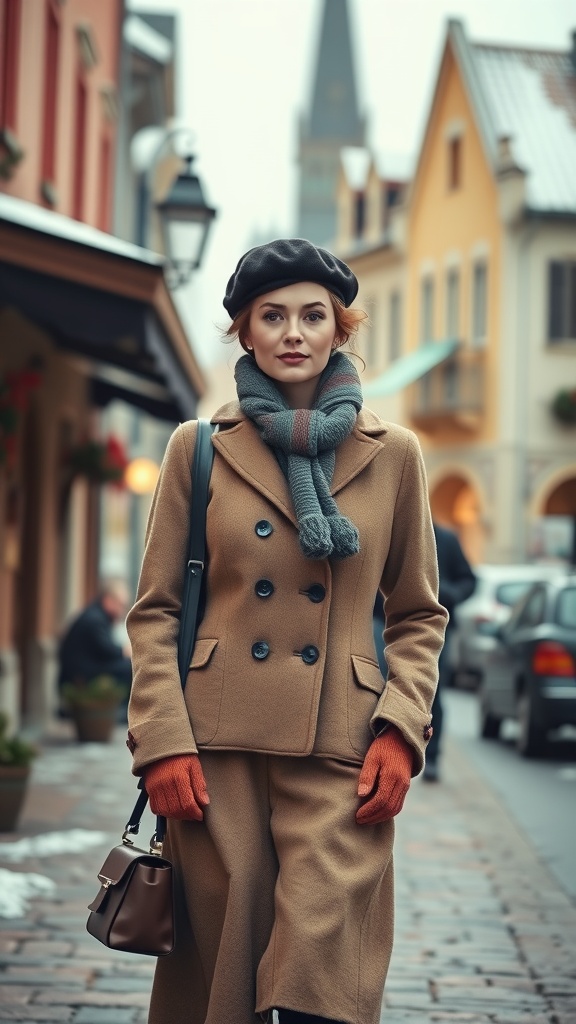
top-left (124, 456), bottom-right (160, 495)
top-left (133, 125), bottom-right (217, 288)
top-left (156, 154), bottom-right (217, 288)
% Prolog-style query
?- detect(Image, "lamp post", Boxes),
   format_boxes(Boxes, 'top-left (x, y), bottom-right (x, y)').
top-left (126, 127), bottom-right (216, 597)
top-left (135, 126), bottom-right (216, 288)
top-left (156, 154), bottom-right (216, 288)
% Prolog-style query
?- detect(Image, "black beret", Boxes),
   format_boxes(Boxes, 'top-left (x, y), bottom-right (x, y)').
top-left (223, 238), bottom-right (358, 319)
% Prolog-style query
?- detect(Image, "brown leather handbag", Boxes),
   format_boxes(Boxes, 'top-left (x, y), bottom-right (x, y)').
top-left (87, 813), bottom-right (174, 956)
top-left (86, 420), bottom-right (216, 956)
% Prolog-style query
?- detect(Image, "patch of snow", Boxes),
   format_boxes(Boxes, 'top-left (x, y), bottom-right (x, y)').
top-left (340, 147), bottom-right (371, 190)
top-left (474, 49), bottom-right (576, 212)
top-left (0, 868), bottom-right (56, 918)
top-left (124, 14), bottom-right (172, 64)
top-left (0, 829), bottom-right (109, 863)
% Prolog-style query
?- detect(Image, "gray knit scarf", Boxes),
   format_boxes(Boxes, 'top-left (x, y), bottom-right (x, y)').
top-left (235, 350), bottom-right (363, 559)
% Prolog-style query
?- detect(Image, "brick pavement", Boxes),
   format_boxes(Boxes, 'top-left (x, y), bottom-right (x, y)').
top-left (0, 722), bottom-right (574, 1024)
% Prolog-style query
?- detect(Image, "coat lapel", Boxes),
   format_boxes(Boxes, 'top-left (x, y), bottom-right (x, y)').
top-left (211, 403), bottom-right (387, 523)
top-left (331, 427), bottom-right (385, 497)
top-left (211, 414), bottom-right (297, 526)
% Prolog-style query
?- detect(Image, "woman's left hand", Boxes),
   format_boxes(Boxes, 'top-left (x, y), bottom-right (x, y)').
top-left (356, 726), bottom-right (414, 825)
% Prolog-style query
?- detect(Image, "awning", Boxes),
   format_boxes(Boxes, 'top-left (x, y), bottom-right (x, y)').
top-left (0, 194), bottom-right (205, 421)
top-left (363, 338), bottom-right (459, 398)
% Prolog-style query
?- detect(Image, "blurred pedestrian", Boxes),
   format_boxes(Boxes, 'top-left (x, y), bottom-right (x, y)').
top-left (126, 239), bottom-right (447, 1024)
top-left (423, 523), bottom-right (476, 781)
top-left (58, 577), bottom-right (132, 715)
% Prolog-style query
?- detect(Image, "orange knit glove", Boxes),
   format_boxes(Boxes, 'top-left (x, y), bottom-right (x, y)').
top-left (144, 754), bottom-right (209, 821)
top-left (356, 726), bottom-right (414, 825)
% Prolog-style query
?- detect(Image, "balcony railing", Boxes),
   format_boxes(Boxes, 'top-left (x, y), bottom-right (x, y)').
top-left (408, 348), bottom-right (485, 432)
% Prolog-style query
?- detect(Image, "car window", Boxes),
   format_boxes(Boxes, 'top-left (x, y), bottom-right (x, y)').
top-left (516, 587), bottom-right (546, 628)
top-left (556, 587), bottom-right (576, 629)
top-left (495, 581), bottom-right (535, 607)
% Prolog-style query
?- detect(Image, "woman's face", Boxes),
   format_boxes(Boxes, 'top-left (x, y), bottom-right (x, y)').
top-left (246, 282), bottom-right (337, 408)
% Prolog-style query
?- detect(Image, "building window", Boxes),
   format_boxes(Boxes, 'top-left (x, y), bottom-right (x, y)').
top-left (446, 268), bottom-right (460, 339)
top-left (382, 183), bottom-right (401, 232)
top-left (389, 291), bottom-right (401, 361)
top-left (448, 136), bottom-right (461, 190)
top-left (548, 260), bottom-right (576, 342)
top-left (0, 0), bottom-right (22, 131)
top-left (420, 277), bottom-right (434, 343)
top-left (72, 67), bottom-right (87, 220)
top-left (98, 133), bottom-right (112, 232)
top-left (354, 192), bottom-right (365, 238)
top-left (472, 262), bottom-right (488, 346)
top-left (41, 0), bottom-right (60, 195)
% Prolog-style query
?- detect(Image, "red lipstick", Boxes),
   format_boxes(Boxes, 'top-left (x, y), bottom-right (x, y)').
top-left (278, 354), bottom-right (308, 364)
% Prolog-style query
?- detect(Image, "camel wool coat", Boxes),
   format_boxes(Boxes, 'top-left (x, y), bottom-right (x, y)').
top-left (126, 402), bottom-right (447, 1024)
top-left (127, 403), bottom-right (446, 773)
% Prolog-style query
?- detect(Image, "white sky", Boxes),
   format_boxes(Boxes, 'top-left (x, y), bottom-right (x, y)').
top-left (128, 0), bottom-right (576, 367)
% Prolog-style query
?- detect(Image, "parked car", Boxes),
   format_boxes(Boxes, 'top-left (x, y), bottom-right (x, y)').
top-left (449, 563), bottom-right (565, 688)
top-left (479, 572), bottom-right (576, 757)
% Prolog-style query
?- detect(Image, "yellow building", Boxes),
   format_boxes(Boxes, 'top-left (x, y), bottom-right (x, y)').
top-left (337, 20), bottom-right (576, 565)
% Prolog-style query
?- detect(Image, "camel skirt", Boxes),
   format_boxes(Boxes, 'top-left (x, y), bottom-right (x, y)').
top-left (148, 752), bottom-right (395, 1024)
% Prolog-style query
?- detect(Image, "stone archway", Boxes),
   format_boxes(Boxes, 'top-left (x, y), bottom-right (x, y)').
top-left (538, 474), bottom-right (576, 563)
top-left (543, 476), bottom-right (576, 516)
top-left (430, 474), bottom-right (484, 563)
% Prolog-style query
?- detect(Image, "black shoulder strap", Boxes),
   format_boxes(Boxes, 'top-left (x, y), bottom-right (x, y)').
top-left (177, 418), bottom-right (217, 686)
top-left (126, 418), bottom-right (217, 846)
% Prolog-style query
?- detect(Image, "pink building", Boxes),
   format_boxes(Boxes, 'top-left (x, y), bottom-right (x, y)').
top-left (0, 1), bottom-right (205, 731)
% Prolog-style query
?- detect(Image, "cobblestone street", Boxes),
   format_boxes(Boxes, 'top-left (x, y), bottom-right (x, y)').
top-left (0, 721), bottom-right (574, 1024)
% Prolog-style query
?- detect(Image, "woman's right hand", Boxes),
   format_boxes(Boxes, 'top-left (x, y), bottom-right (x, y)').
top-left (144, 754), bottom-right (210, 821)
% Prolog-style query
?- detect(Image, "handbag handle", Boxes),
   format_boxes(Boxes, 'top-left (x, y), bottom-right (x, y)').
top-left (124, 419), bottom-right (217, 851)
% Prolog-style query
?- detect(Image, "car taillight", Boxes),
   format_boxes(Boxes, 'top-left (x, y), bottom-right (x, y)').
top-left (532, 642), bottom-right (576, 677)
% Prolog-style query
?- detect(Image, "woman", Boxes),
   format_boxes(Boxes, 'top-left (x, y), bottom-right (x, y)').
top-left (126, 238), bottom-right (447, 1024)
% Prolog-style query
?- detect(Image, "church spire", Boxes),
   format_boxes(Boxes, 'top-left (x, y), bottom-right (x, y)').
top-left (306, 0), bottom-right (364, 143)
top-left (297, 0), bottom-right (366, 245)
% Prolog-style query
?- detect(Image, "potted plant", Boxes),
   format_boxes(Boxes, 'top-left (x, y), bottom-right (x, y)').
top-left (0, 712), bottom-right (37, 831)
top-left (65, 435), bottom-right (128, 487)
top-left (61, 675), bottom-right (128, 743)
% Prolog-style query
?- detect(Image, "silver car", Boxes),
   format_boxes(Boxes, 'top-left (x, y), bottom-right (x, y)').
top-left (449, 563), bottom-right (565, 688)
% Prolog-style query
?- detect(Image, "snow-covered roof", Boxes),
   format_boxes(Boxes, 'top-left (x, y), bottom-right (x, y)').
top-left (446, 20), bottom-right (576, 214)
top-left (471, 44), bottom-right (576, 212)
top-left (373, 151), bottom-right (414, 183)
top-left (340, 146), bottom-right (371, 190)
top-left (124, 14), bottom-right (173, 64)
top-left (0, 193), bottom-right (164, 266)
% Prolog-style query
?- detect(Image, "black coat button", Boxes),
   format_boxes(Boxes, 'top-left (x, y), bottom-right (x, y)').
top-left (301, 645), bottom-right (319, 665)
top-left (255, 520), bottom-right (273, 538)
top-left (252, 641), bottom-right (270, 660)
top-left (255, 579), bottom-right (274, 598)
top-left (306, 584), bottom-right (326, 603)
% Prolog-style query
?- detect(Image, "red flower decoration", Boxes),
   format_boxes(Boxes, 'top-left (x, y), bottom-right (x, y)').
top-left (67, 435), bottom-right (128, 488)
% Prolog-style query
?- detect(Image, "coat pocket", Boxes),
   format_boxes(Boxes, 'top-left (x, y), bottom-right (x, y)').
top-left (189, 638), bottom-right (218, 669)
top-left (348, 655), bottom-right (386, 756)
top-left (351, 655), bottom-right (386, 696)
top-left (185, 638), bottom-right (222, 743)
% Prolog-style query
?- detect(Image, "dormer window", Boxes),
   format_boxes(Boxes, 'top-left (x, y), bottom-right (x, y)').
top-left (448, 136), bottom-right (461, 190)
top-left (354, 192), bottom-right (365, 238)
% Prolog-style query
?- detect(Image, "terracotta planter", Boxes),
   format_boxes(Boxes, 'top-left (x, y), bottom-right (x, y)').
top-left (69, 704), bottom-right (119, 743)
top-left (0, 764), bottom-right (31, 831)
